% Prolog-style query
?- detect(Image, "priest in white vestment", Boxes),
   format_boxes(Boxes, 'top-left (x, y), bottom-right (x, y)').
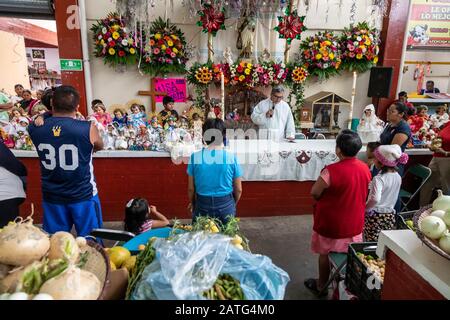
top-left (251, 86), bottom-right (296, 141)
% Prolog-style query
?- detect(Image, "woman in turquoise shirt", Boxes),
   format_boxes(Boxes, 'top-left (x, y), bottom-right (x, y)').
top-left (187, 118), bottom-right (243, 224)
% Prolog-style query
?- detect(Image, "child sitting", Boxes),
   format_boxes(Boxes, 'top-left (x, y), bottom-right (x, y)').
top-left (305, 129), bottom-right (371, 297)
top-left (408, 105), bottom-right (429, 134)
top-left (364, 145), bottom-right (408, 242)
top-left (124, 198), bottom-right (169, 235)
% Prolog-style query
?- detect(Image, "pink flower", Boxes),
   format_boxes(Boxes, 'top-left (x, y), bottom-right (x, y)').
top-left (153, 48), bottom-right (160, 54)
top-left (256, 66), bottom-right (264, 73)
top-left (349, 52), bottom-right (356, 58)
top-left (348, 44), bottom-right (355, 51)
top-left (170, 52), bottom-right (176, 58)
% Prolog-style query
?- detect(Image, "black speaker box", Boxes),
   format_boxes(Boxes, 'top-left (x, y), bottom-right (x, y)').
top-left (367, 67), bottom-right (394, 98)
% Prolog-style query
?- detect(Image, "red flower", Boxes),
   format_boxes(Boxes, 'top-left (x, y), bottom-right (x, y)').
top-left (108, 41), bottom-right (116, 47)
top-left (118, 50), bottom-right (125, 57)
top-left (237, 65), bottom-right (244, 73)
top-left (165, 48), bottom-right (172, 54)
top-left (158, 39), bottom-right (165, 46)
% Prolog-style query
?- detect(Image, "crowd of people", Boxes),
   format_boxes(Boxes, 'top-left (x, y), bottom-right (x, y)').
top-left (0, 84), bottom-right (449, 298)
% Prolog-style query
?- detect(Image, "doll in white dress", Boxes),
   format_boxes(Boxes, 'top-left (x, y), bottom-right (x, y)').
top-left (357, 104), bottom-right (385, 144)
top-left (115, 127), bottom-right (128, 150)
top-left (103, 124), bottom-right (117, 150)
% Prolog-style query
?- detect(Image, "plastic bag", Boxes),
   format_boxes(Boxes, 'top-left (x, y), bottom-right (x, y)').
top-left (131, 231), bottom-right (290, 300)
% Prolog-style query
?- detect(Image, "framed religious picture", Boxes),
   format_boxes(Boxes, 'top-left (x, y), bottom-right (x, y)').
top-left (32, 49), bottom-right (46, 59)
top-left (33, 61), bottom-right (47, 74)
top-left (300, 109), bottom-right (311, 122)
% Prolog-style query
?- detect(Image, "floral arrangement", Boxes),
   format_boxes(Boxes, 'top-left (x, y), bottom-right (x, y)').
top-left (340, 22), bottom-right (380, 73)
top-left (288, 64), bottom-right (309, 85)
top-left (275, 6), bottom-right (307, 44)
top-left (300, 31), bottom-right (342, 81)
top-left (90, 12), bottom-right (138, 67)
top-left (271, 62), bottom-right (288, 85)
top-left (249, 61), bottom-right (288, 87)
top-left (141, 17), bottom-right (189, 76)
top-left (187, 62), bottom-right (214, 86)
top-left (196, 2), bottom-right (226, 36)
top-left (230, 61), bottom-right (254, 87)
top-left (212, 63), bottom-right (231, 84)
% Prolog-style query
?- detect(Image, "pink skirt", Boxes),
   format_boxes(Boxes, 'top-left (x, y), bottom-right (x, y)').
top-left (311, 231), bottom-right (362, 255)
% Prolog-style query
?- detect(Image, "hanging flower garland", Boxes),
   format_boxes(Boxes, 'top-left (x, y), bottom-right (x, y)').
top-left (340, 21), bottom-right (380, 74)
top-left (140, 17), bottom-right (189, 76)
top-left (286, 63), bottom-right (309, 124)
top-left (91, 12), bottom-right (138, 67)
top-left (300, 31), bottom-right (342, 81)
top-left (275, 6), bottom-right (307, 44)
top-left (196, 2), bottom-right (226, 36)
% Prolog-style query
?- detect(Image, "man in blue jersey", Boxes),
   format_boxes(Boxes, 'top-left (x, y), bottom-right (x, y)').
top-left (28, 86), bottom-right (104, 236)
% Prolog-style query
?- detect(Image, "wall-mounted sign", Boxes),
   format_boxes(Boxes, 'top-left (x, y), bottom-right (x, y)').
top-left (60, 59), bottom-right (83, 71)
top-left (154, 78), bottom-right (187, 102)
top-left (407, 0), bottom-right (450, 48)
top-left (32, 49), bottom-right (45, 59)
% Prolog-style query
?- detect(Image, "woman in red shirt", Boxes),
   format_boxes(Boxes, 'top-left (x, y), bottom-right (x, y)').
top-left (305, 130), bottom-right (371, 297)
top-left (420, 121), bottom-right (450, 206)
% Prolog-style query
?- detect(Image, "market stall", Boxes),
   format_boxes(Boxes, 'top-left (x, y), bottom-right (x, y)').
top-left (12, 140), bottom-right (432, 222)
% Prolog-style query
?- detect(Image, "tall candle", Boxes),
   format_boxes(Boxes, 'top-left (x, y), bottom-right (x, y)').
top-left (349, 71), bottom-right (357, 129)
top-left (221, 72), bottom-right (225, 120)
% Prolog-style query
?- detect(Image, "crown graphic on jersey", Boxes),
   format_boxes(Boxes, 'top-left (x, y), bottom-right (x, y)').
top-left (52, 126), bottom-right (62, 137)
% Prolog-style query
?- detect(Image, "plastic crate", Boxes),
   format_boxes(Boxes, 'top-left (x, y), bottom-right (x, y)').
top-left (395, 211), bottom-right (415, 230)
top-left (345, 242), bottom-right (382, 300)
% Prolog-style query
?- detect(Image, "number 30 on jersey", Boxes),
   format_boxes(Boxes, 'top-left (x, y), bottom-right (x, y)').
top-left (38, 144), bottom-right (79, 170)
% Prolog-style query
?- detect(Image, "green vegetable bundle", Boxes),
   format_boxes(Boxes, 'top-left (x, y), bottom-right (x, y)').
top-left (202, 274), bottom-right (245, 300)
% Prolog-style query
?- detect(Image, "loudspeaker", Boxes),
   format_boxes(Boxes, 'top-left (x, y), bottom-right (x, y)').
top-left (367, 67), bottom-right (393, 98)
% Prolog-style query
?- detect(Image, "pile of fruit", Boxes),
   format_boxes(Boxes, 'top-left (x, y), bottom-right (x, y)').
top-left (356, 253), bottom-right (385, 283)
top-left (172, 217), bottom-right (250, 251)
top-left (0, 213), bottom-right (101, 300)
top-left (105, 246), bottom-right (135, 272)
top-left (418, 191), bottom-right (450, 255)
top-left (202, 274), bottom-right (245, 300)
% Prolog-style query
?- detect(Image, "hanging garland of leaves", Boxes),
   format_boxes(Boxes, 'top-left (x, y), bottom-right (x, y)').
top-left (90, 12), bottom-right (138, 67)
top-left (140, 17), bottom-right (189, 76)
top-left (285, 62), bottom-right (309, 125)
top-left (196, 1), bottom-right (226, 36)
top-left (340, 21), bottom-right (380, 73)
top-left (274, 5), bottom-right (307, 44)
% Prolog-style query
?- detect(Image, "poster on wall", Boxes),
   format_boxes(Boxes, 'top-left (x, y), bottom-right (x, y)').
top-left (407, 0), bottom-right (450, 48)
top-left (32, 49), bottom-right (45, 59)
top-left (154, 78), bottom-right (187, 102)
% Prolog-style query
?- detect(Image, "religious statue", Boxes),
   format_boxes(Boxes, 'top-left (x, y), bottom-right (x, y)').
top-left (357, 104), bottom-right (384, 144)
top-left (237, 9), bottom-right (256, 59)
top-left (223, 47), bottom-right (234, 65)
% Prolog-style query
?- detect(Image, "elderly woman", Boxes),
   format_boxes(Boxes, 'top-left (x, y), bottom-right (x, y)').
top-left (187, 118), bottom-right (243, 224)
top-left (0, 138), bottom-right (27, 227)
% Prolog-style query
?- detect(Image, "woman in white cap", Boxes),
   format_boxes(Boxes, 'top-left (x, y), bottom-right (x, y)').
top-left (364, 144), bottom-right (409, 241)
top-left (357, 104), bottom-right (384, 144)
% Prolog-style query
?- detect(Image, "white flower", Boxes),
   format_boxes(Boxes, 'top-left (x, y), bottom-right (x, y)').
top-left (122, 39), bottom-right (128, 46)
top-left (357, 36), bottom-right (362, 41)
top-left (280, 63), bottom-right (285, 68)
top-left (123, 27), bottom-right (128, 33)
top-left (98, 35), bottom-right (103, 40)
top-left (323, 63), bottom-right (329, 68)
top-left (362, 47), bottom-right (367, 53)
top-left (369, 34), bottom-right (374, 40)
top-left (354, 41), bottom-right (359, 46)
top-left (108, 37), bottom-right (113, 42)
top-left (102, 27), bottom-right (107, 34)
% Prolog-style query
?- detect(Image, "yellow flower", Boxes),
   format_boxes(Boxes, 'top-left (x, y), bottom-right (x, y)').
top-left (360, 45), bottom-right (366, 50)
top-left (239, 75), bottom-right (245, 81)
top-left (129, 48), bottom-right (136, 54)
top-left (335, 61), bottom-right (341, 69)
top-left (373, 56), bottom-right (379, 64)
top-left (171, 34), bottom-right (178, 40)
top-left (112, 25), bottom-right (120, 31)
top-left (325, 40), bottom-right (331, 46)
top-left (167, 40), bottom-right (173, 47)
top-left (112, 32), bottom-right (120, 40)
top-left (173, 48), bottom-right (178, 53)
top-left (365, 40), bottom-right (371, 46)
top-left (356, 53), bottom-right (363, 60)
top-left (244, 68), bottom-right (251, 75)
top-left (315, 53), bottom-right (322, 60)
top-left (108, 48), bottom-right (116, 55)
top-left (329, 53), bottom-right (334, 60)
top-left (161, 45), bottom-right (166, 50)
top-left (155, 33), bottom-right (162, 40)
top-left (247, 63), bottom-right (253, 69)
top-left (100, 39), bottom-right (105, 45)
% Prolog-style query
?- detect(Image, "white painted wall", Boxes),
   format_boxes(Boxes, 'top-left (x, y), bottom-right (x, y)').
top-left (0, 30), bottom-right (30, 95)
top-left (85, 0), bottom-right (379, 121)
top-left (25, 47), bottom-right (61, 73)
